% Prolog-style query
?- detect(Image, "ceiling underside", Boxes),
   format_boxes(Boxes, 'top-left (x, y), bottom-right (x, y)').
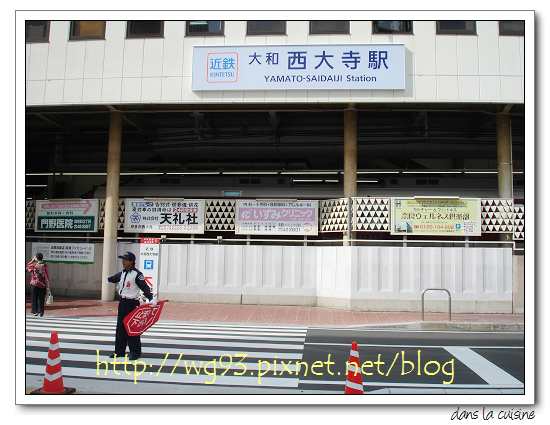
top-left (25, 102), bottom-right (525, 174)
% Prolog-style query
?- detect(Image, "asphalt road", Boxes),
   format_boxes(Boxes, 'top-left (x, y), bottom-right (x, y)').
top-left (25, 316), bottom-right (524, 395)
top-left (297, 328), bottom-right (524, 393)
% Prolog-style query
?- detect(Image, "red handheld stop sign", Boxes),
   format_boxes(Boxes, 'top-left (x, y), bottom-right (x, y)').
top-left (123, 300), bottom-right (166, 336)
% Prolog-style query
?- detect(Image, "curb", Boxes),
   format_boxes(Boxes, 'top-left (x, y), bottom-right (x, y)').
top-left (316, 321), bottom-right (524, 332)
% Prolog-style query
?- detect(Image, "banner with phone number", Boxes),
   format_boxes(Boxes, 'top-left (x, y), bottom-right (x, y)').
top-left (390, 198), bottom-right (481, 236)
top-left (236, 200), bottom-right (318, 235)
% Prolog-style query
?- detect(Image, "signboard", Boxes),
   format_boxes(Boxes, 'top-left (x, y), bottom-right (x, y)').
top-left (236, 200), bottom-right (318, 235)
top-left (35, 199), bottom-right (99, 232)
top-left (139, 238), bottom-right (159, 298)
top-left (31, 242), bottom-right (94, 264)
top-left (123, 301), bottom-right (166, 336)
top-left (192, 44), bottom-right (405, 91)
top-left (124, 199), bottom-right (205, 234)
top-left (390, 198), bottom-right (482, 236)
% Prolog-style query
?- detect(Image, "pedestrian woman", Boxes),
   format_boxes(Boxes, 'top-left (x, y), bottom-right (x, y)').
top-left (107, 252), bottom-right (156, 360)
top-left (27, 253), bottom-right (49, 317)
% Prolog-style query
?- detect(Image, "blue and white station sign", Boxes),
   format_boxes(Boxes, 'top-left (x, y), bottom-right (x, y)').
top-left (192, 44), bottom-right (405, 91)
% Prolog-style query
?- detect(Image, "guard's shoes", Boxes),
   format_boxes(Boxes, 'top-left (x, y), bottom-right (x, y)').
top-left (108, 353), bottom-right (140, 360)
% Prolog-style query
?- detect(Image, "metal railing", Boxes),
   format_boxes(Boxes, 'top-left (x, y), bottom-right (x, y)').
top-left (421, 288), bottom-right (452, 321)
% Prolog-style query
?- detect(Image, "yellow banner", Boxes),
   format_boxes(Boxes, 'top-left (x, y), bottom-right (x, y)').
top-left (391, 198), bottom-right (481, 236)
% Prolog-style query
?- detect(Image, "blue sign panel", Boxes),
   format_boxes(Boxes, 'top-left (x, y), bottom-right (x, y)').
top-left (192, 44), bottom-right (405, 91)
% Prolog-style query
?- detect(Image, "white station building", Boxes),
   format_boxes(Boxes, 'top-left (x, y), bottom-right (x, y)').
top-left (24, 16), bottom-right (530, 314)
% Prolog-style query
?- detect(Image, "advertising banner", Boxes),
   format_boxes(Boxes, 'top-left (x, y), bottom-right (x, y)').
top-left (35, 199), bottom-right (99, 232)
top-left (124, 199), bottom-right (205, 234)
top-left (192, 44), bottom-right (405, 91)
top-left (31, 242), bottom-right (95, 264)
top-left (390, 198), bottom-right (481, 236)
top-left (236, 200), bottom-right (318, 235)
top-left (139, 238), bottom-right (159, 298)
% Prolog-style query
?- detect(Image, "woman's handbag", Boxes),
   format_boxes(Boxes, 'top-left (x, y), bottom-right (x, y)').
top-left (45, 288), bottom-right (53, 306)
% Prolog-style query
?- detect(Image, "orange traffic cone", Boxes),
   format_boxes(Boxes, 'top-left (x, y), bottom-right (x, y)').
top-left (344, 341), bottom-right (364, 394)
top-left (31, 331), bottom-right (75, 395)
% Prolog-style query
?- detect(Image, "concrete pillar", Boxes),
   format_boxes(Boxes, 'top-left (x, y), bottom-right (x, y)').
top-left (496, 112), bottom-right (513, 243)
top-left (101, 110), bottom-right (123, 301)
top-left (343, 107), bottom-right (357, 246)
top-left (496, 112), bottom-right (513, 199)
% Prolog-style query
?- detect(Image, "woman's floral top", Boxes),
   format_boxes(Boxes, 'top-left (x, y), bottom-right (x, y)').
top-left (27, 261), bottom-right (49, 288)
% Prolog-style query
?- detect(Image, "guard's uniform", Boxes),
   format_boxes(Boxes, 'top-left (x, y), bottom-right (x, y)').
top-left (108, 265), bottom-right (153, 358)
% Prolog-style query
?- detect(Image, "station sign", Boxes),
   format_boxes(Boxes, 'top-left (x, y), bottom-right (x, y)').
top-left (124, 198), bottom-right (205, 234)
top-left (390, 198), bottom-right (482, 236)
top-left (236, 200), bottom-right (318, 236)
top-left (192, 44), bottom-right (405, 91)
top-left (35, 199), bottom-right (99, 232)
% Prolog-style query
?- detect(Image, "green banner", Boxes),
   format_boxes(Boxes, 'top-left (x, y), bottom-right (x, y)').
top-left (36, 215), bottom-right (95, 231)
top-left (35, 200), bottom-right (99, 232)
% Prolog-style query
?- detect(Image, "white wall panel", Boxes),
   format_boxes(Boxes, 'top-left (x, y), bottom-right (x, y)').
top-left (122, 39), bottom-right (144, 78)
top-left (187, 244), bottom-right (206, 287)
top-left (286, 21), bottom-right (308, 45)
top-left (82, 79), bottom-right (103, 103)
top-left (334, 247), bottom-right (352, 294)
top-left (45, 22), bottom-right (68, 80)
top-left (457, 36), bottom-right (479, 76)
top-left (377, 247), bottom-right (396, 293)
top-left (83, 41), bottom-right (105, 79)
top-left (437, 75), bottom-right (459, 100)
top-left (225, 21), bottom-right (246, 46)
top-left (142, 39), bottom-right (164, 77)
top-left (243, 246), bottom-right (262, 288)
top-left (121, 77), bottom-right (142, 102)
top-left (414, 75), bottom-right (437, 100)
top-left (483, 249), bottom-right (496, 294)
top-left (413, 21), bottom-right (436, 76)
top-left (499, 36), bottom-right (523, 76)
top-left (161, 77), bottom-right (183, 102)
top-left (141, 77), bottom-right (162, 102)
top-left (164, 244), bottom-right (186, 288)
top-left (349, 21), bottom-right (372, 44)
top-left (27, 20), bottom-right (525, 106)
top-left (163, 22), bottom-right (185, 77)
top-left (477, 21), bottom-right (500, 76)
top-left (102, 22), bottom-right (125, 79)
top-left (101, 77), bottom-right (122, 102)
top-left (26, 243), bottom-right (514, 312)
top-left (42, 80), bottom-right (61, 104)
top-left (28, 44), bottom-right (49, 81)
top-left (282, 246), bottom-right (299, 290)
top-left (463, 248), bottom-right (479, 294)
top-left (400, 247), bottom-right (420, 293)
top-left (458, 76), bottom-right (480, 101)
top-left (263, 246), bottom-right (283, 289)
top-left (301, 247), bottom-right (316, 290)
top-left (65, 42), bottom-right (86, 80)
top-left (441, 248), bottom-right (463, 294)
top-left (63, 79), bottom-right (83, 103)
top-left (479, 75), bottom-right (502, 101)
top-left (357, 246), bottom-right (377, 293)
top-left (501, 76), bottom-right (524, 101)
top-left (436, 36), bottom-right (457, 75)
top-left (421, 248), bottom-right (442, 289)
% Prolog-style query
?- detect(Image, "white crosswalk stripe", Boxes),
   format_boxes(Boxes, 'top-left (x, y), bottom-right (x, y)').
top-left (26, 315), bottom-right (307, 389)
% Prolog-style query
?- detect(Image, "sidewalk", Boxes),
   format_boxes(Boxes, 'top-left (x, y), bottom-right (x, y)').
top-left (25, 297), bottom-right (524, 332)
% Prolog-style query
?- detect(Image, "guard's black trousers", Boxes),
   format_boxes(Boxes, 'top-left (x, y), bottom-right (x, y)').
top-left (114, 298), bottom-right (141, 356)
